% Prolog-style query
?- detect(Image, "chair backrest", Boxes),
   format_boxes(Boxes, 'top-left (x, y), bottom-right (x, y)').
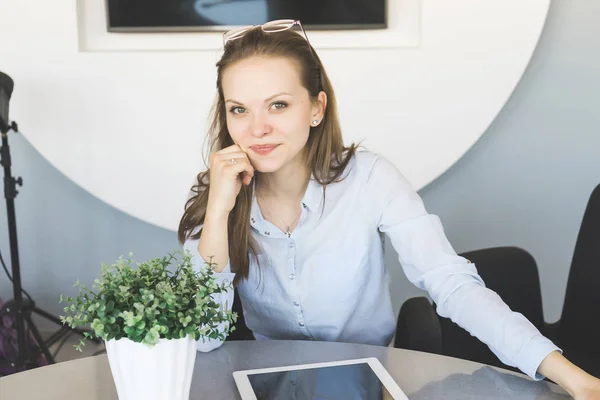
top-left (394, 296), bottom-right (443, 354)
top-left (226, 288), bottom-right (255, 341)
top-left (558, 184), bottom-right (600, 351)
top-left (435, 246), bottom-right (545, 370)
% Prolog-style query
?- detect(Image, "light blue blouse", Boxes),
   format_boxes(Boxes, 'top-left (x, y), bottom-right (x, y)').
top-left (184, 150), bottom-right (560, 380)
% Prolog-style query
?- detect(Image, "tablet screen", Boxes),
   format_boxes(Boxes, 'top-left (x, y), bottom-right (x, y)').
top-left (247, 362), bottom-right (393, 400)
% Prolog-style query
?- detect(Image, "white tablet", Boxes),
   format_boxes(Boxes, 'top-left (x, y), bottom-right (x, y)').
top-left (233, 357), bottom-right (409, 400)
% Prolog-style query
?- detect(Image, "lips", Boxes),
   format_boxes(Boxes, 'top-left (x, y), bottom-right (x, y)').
top-left (250, 144), bottom-right (279, 155)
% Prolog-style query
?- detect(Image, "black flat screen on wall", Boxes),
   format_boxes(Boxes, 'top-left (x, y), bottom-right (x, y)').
top-left (106, 0), bottom-right (387, 32)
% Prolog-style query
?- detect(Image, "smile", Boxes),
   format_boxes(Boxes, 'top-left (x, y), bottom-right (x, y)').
top-left (250, 144), bottom-right (279, 155)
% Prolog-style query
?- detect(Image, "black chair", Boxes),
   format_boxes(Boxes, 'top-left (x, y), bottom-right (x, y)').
top-left (550, 184), bottom-right (600, 377)
top-left (395, 296), bottom-right (442, 356)
top-left (395, 185), bottom-right (600, 378)
top-left (226, 288), bottom-right (255, 341)
top-left (395, 246), bottom-right (546, 374)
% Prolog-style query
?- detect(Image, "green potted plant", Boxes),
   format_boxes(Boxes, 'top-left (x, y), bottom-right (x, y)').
top-left (60, 250), bottom-right (236, 400)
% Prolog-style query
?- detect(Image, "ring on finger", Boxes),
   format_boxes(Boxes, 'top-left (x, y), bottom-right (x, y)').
top-left (229, 158), bottom-right (237, 164)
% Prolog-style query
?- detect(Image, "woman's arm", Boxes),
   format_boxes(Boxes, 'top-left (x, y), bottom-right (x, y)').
top-left (197, 212), bottom-right (231, 273)
top-left (367, 153), bottom-right (600, 394)
top-left (183, 235), bottom-right (236, 352)
top-left (198, 145), bottom-right (254, 272)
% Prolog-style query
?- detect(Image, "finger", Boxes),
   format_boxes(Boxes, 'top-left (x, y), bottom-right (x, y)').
top-left (211, 152), bottom-right (247, 171)
top-left (225, 158), bottom-right (254, 180)
top-left (241, 171), bottom-right (253, 186)
top-left (217, 151), bottom-right (248, 162)
top-left (219, 155), bottom-right (252, 173)
top-left (217, 145), bottom-right (244, 155)
top-left (217, 153), bottom-right (255, 174)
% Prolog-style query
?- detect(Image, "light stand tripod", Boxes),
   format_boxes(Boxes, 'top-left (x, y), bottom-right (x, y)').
top-left (0, 88), bottom-right (99, 375)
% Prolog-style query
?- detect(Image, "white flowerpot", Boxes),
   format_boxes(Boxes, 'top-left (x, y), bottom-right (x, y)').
top-left (105, 335), bottom-right (197, 400)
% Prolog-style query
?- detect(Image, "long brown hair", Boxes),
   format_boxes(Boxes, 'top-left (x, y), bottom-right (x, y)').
top-left (178, 26), bottom-right (357, 285)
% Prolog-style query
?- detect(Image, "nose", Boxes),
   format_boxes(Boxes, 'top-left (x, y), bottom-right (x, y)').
top-left (249, 112), bottom-right (272, 138)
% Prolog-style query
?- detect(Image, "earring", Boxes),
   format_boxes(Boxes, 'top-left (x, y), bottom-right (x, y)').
top-left (312, 119), bottom-right (319, 126)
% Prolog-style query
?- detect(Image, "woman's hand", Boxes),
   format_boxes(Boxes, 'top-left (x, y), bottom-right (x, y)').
top-left (573, 377), bottom-right (600, 400)
top-left (206, 144), bottom-right (254, 217)
top-left (538, 351), bottom-right (600, 399)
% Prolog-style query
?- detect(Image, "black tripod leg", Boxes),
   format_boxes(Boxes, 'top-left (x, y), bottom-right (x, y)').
top-left (44, 326), bottom-right (71, 349)
top-left (31, 306), bottom-right (67, 325)
top-left (24, 313), bottom-right (56, 364)
top-left (32, 307), bottom-right (101, 344)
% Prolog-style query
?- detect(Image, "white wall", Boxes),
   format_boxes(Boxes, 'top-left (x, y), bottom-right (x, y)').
top-left (0, 0), bottom-right (548, 230)
top-left (2, 0), bottom-right (595, 327)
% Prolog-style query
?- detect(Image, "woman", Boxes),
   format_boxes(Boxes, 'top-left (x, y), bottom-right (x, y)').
top-left (179, 20), bottom-right (600, 398)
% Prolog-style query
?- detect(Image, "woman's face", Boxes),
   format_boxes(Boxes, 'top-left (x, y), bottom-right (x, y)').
top-left (222, 56), bottom-right (326, 173)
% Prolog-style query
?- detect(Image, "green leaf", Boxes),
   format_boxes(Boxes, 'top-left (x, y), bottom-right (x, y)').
top-left (58, 249), bottom-right (236, 349)
top-left (184, 325), bottom-right (195, 335)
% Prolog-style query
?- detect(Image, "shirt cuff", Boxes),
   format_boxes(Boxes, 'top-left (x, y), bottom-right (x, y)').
top-left (196, 261), bottom-right (235, 353)
top-left (196, 321), bottom-right (230, 353)
top-left (183, 238), bottom-right (234, 275)
top-left (519, 334), bottom-right (562, 380)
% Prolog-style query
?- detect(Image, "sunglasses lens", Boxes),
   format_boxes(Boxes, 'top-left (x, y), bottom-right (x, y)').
top-left (224, 26), bottom-right (252, 43)
top-left (224, 20), bottom-right (307, 45)
top-left (262, 19), bottom-right (295, 32)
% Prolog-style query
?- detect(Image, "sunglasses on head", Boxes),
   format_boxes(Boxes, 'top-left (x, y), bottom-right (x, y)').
top-left (223, 19), bottom-right (322, 90)
top-left (223, 19), bottom-right (310, 46)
